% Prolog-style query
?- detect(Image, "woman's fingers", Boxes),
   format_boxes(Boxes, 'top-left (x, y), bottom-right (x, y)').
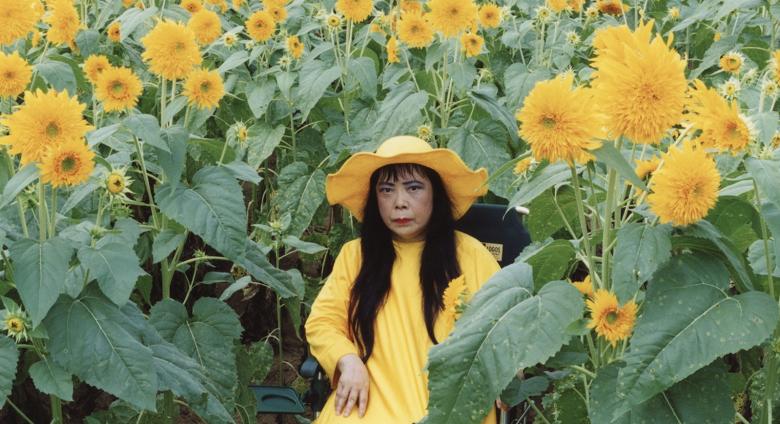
top-left (334, 384), bottom-right (349, 415)
top-left (343, 389), bottom-right (359, 416)
top-left (358, 385), bottom-right (369, 417)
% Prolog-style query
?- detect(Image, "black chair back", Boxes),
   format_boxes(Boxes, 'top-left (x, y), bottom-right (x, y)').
top-left (455, 203), bottom-right (531, 268)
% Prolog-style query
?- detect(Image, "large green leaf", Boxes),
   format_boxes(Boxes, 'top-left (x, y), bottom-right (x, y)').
top-left (37, 60), bottom-right (77, 95)
top-left (78, 243), bottom-right (147, 306)
top-left (246, 123), bottom-right (285, 169)
top-left (526, 187), bottom-right (579, 241)
top-left (233, 239), bottom-right (301, 298)
top-left (45, 289), bottom-right (157, 411)
top-left (371, 82), bottom-right (429, 146)
top-left (612, 223), bottom-right (672, 303)
top-left (245, 78), bottom-right (276, 118)
top-left (591, 361), bottom-right (734, 423)
top-left (150, 298), bottom-right (242, 408)
top-left (746, 159), bottom-right (780, 208)
top-left (0, 163), bottom-right (38, 209)
top-left (509, 162), bottom-right (572, 208)
top-left (687, 221), bottom-right (756, 292)
top-left (29, 357), bottom-right (73, 401)
top-left (0, 335), bottom-right (18, 408)
top-left (422, 263), bottom-right (583, 424)
top-left (448, 119), bottom-right (514, 200)
top-left (10, 237), bottom-right (74, 327)
top-left (346, 57), bottom-right (377, 98)
top-left (617, 254), bottom-right (777, 408)
top-left (706, 196), bottom-right (762, 253)
top-left (124, 114), bottom-right (169, 153)
top-left (155, 166), bottom-right (247, 259)
top-left (522, 239), bottom-right (576, 291)
top-left (156, 127), bottom-right (188, 189)
top-left (275, 163), bottom-right (326, 238)
top-left (467, 86), bottom-right (520, 147)
top-left (590, 143), bottom-right (647, 191)
top-left (294, 60), bottom-right (341, 120)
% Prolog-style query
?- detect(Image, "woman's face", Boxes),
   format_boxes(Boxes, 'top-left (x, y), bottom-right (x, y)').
top-left (375, 169), bottom-right (433, 242)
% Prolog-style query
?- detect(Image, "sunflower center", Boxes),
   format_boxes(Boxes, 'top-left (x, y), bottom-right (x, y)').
top-left (46, 122), bottom-right (60, 137)
top-left (4, 71), bottom-right (14, 79)
top-left (606, 310), bottom-right (619, 324)
top-left (7, 318), bottom-right (23, 332)
top-left (541, 115), bottom-right (557, 129)
top-left (111, 80), bottom-right (125, 94)
top-left (60, 155), bottom-right (77, 172)
top-left (449, 7), bottom-right (460, 16)
top-left (175, 41), bottom-right (186, 52)
top-left (200, 81), bottom-right (211, 92)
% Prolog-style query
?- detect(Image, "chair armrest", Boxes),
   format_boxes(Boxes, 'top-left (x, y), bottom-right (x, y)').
top-left (300, 355), bottom-right (324, 379)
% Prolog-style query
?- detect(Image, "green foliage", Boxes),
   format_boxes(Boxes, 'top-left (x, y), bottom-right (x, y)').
top-left (612, 223), bottom-right (672, 303)
top-left (0, 336), bottom-right (18, 408)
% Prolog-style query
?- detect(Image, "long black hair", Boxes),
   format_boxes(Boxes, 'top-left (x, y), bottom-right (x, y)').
top-left (347, 163), bottom-right (461, 360)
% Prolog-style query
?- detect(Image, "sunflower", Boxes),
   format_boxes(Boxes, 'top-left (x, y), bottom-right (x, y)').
top-left (719, 51), bottom-right (743, 74)
top-left (264, 1), bottom-right (288, 23)
top-left (122, 0), bottom-right (133, 6)
top-left (286, 35), bottom-right (303, 59)
top-left (635, 156), bottom-right (660, 180)
top-left (571, 275), bottom-right (594, 297)
top-left (441, 276), bottom-right (468, 323)
top-left (516, 73), bottom-right (605, 164)
top-left (105, 167), bottom-right (133, 196)
top-left (668, 6), bottom-right (680, 19)
top-left (565, 31), bottom-right (580, 45)
top-left (183, 68), bottom-right (224, 109)
top-left (535, 5), bottom-right (553, 23)
top-left (336, 0), bottom-right (373, 23)
top-left (567, 0), bottom-right (584, 12)
top-left (2, 304), bottom-right (30, 342)
top-left (586, 289), bottom-right (637, 346)
top-left (232, 0), bottom-right (245, 9)
top-left (141, 20), bottom-right (202, 80)
top-left (548, 0), bottom-right (568, 13)
top-left (95, 66), bottom-right (143, 113)
top-left (0, 51), bottom-right (32, 98)
top-left (417, 124), bottom-right (432, 140)
top-left (772, 49), bottom-right (780, 84)
top-left (398, 11), bottom-right (434, 48)
top-left (718, 77), bottom-right (740, 99)
top-left (326, 13), bottom-right (342, 29)
top-left (584, 4), bottom-right (599, 19)
top-left (31, 29), bottom-right (41, 47)
top-left (762, 78), bottom-right (779, 98)
top-left (2, 89), bottom-right (92, 164)
top-left (83, 55), bottom-right (111, 85)
top-left (0, 0), bottom-right (39, 46)
top-left (773, 131), bottom-right (780, 149)
top-left (107, 21), bottom-right (121, 42)
top-left (45, 0), bottom-right (81, 47)
top-left (596, 0), bottom-right (629, 15)
top-left (460, 32), bottom-right (483, 57)
top-left (180, 0), bottom-right (202, 12)
top-left (386, 36), bottom-right (399, 64)
top-left (478, 3), bottom-right (501, 28)
top-left (647, 142), bottom-right (720, 226)
top-left (591, 21), bottom-right (687, 145)
top-left (39, 138), bottom-right (95, 187)
top-left (686, 80), bottom-right (753, 152)
top-left (187, 9), bottom-right (222, 45)
top-left (223, 33), bottom-right (237, 46)
top-left (513, 157), bottom-right (533, 175)
top-left (236, 123), bottom-right (248, 142)
top-left (428, 0), bottom-right (477, 38)
top-left (246, 10), bottom-right (276, 42)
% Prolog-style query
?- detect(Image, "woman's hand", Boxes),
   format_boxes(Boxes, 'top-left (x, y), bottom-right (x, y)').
top-left (335, 353), bottom-right (370, 417)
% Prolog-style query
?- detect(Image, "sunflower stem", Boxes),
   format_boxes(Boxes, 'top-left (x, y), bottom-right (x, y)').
top-left (601, 138), bottom-right (623, 292)
top-left (585, 333), bottom-right (600, 368)
top-left (49, 187), bottom-right (57, 238)
top-left (6, 398), bottom-right (35, 424)
top-left (132, 136), bottom-right (159, 229)
top-left (4, 151), bottom-right (29, 238)
top-left (160, 78), bottom-right (167, 127)
top-left (570, 166), bottom-right (598, 286)
top-left (753, 179), bottom-right (775, 299)
top-left (50, 394), bottom-right (63, 424)
top-left (37, 181), bottom-right (48, 242)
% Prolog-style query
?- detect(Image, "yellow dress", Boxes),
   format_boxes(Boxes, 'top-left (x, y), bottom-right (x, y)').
top-left (305, 231), bottom-right (501, 424)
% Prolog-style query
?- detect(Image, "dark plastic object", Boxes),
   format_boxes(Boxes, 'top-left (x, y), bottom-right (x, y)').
top-left (252, 385), bottom-right (305, 414)
top-left (301, 356), bottom-right (330, 414)
top-left (455, 203), bottom-right (531, 267)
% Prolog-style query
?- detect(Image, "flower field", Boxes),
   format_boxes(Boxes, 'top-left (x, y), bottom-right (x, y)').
top-left (0, 0), bottom-right (778, 423)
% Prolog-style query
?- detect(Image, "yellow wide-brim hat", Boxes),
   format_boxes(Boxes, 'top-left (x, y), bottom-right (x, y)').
top-left (326, 135), bottom-right (489, 222)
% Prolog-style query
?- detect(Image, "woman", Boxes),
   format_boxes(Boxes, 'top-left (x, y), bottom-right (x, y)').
top-left (305, 136), bottom-right (501, 423)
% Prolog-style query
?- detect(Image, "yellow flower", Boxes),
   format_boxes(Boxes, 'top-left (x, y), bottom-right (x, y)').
top-left (0, 0), bottom-right (40, 46)
top-left (187, 9), bottom-right (222, 45)
top-left (718, 77), bottom-right (740, 99)
top-left (548, 0), bottom-right (568, 13)
top-left (264, 2), bottom-right (288, 23)
top-left (460, 32), bottom-right (483, 57)
top-left (45, 0), bottom-right (81, 48)
top-left (95, 66), bottom-right (143, 112)
top-left (107, 21), bottom-right (121, 42)
top-left (635, 156), bottom-right (660, 180)
top-left (596, 0), bottom-right (629, 15)
top-left (135, 0), bottom-right (145, 8)
top-left (386, 36), bottom-right (399, 64)
top-left (232, 0), bottom-right (245, 9)
top-left (246, 10), bottom-right (276, 42)
top-left (667, 6), bottom-right (680, 19)
top-left (286, 35), bottom-right (303, 59)
top-left (478, 3), bottom-right (501, 28)
top-left (223, 33), bottom-right (237, 46)
top-left (719, 51), bottom-right (744, 74)
top-left (772, 50), bottom-right (780, 84)
top-left (513, 157), bottom-right (533, 175)
top-left (180, 0), bottom-right (202, 13)
top-left (141, 20), bottom-right (202, 80)
top-left (0, 51), bottom-right (32, 98)
top-left (535, 5), bottom-right (553, 23)
top-left (327, 14), bottom-right (342, 29)
top-left (398, 11), bottom-right (434, 48)
top-left (516, 73), bottom-right (605, 164)
top-left (2, 306), bottom-right (30, 342)
top-left (441, 276), bottom-right (468, 322)
top-left (567, 0), bottom-right (584, 12)
top-left (183, 68), bottom-right (224, 109)
top-left (591, 21), bottom-right (687, 145)
top-left (772, 131), bottom-right (780, 149)
top-left (762, 79), bottom-right (779, 98)
top-left (39, 138), bottom-right (95, 187)
top-left (122, 0), bottom-right (133, 6)
top-left (571, 275), bottom-right (594, 297)
top-left (1, 89), bottom-right (92, 164)
top-left (417, 124), bottom-right (432, 140)
top-left (105, 168), bottom-right (133, 196)
top-left (565, 31), bottom-right (580, 45)
top-left (647, 142), bottom-right (720, 226)
top-left (336, 0), bottom-right (373, 23)
top-left (686, 80), bottom-right (753, 152)
top-left (369, 22), bottom-right (385, 35)
top-left (586, 289), bottom-right (637, 346)
top-left (713, 32), bottom-right (722, 42)
top-left (83, 55), bottom-right (111, 85)
top-left (205, 0), bottom-right (228, 11)
top-left (401, 0), bottom-right (422, 13)
top-left (428, 0), bottom-right (477, 38)
top-left (236, 123), bottom-right (248, 142)
top-left (584, 4), bottom-right (599, 19)
top-left (31, 29), bottom-right (41, 47)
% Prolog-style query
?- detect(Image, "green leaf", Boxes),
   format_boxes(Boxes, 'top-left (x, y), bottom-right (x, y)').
top-left (450, 62), bottom-right (477, 92)
top-left (591, 361), bottom-right (734, 424)
top-left (152, 229), bottom-right (186, 264)
top-left (612, 223), bottom-right (672, 303)
top-left (500, 375), bottom-right (549, 407)
top-left (0, 163), bottom-right (38, 209)
top-left (0, 336), bottom-right (18, 408)
top-left (29, 357), bottom-right (73, 401)
top-left (98, 218), bottom-right (145, 249)
top-left (124, 114), bottom-right (170, 153)
top-left (9, 237), bottom-right (74, 327)
top-left (526, 187), bottom-right (579, 241)
top-left (245, 78), bottom-right (276, 119)
top-left (282, 235), bottom-right (327, 254)
top-left (346, 57), bottom-right (377, 98)
top-left (217, 51), bottom-right (249, 74)
top-left (78, 243), bottom-right (146, 306)
top-left (591, 143), bottom-right (647, 191)
top-left (706, 196), bottom-right (761, 253)
top-left (234, 239), bottom-right (301, 298)
top-left (422, 264), bottom-right (583, 424)
top-left (37, 61), bottom-right (77, 95)
top-left (60, 180), bottom-right (98, 214)
top-left (371, 82), bottom-right (428, 146)
top-left (294, 60), bottom-right (341, 120)
top-left (746, 158), bottom-right (780, 209)
top-left (156, 127), bottom-right (188, 189)
top-left (510, 162), bottom-right (571, 207)
top-left (275, 163), bottom-right (326, 238)
top-left (150, 298), bottom-right (242, 409)
top-left (45, 289), bottom-right (157, 411)
top-left (219, 276), bottom-right (252, 301)
top-left (448, 119), bottom-right (514, 200)
top-left (523, 239), bottom-right (576, 291)
top-left (748, 240), bottom-right (780, 277)
top-left (617, 254), bottom-right (778, 408)
top-left (246, 123), bottom-right (284, 169)
top-left (688, 221), bottom-right (756, 292)
top-left (467, 86), bottom-right (520, 147)
top-left (156, 166), bottom-right (247, 259)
